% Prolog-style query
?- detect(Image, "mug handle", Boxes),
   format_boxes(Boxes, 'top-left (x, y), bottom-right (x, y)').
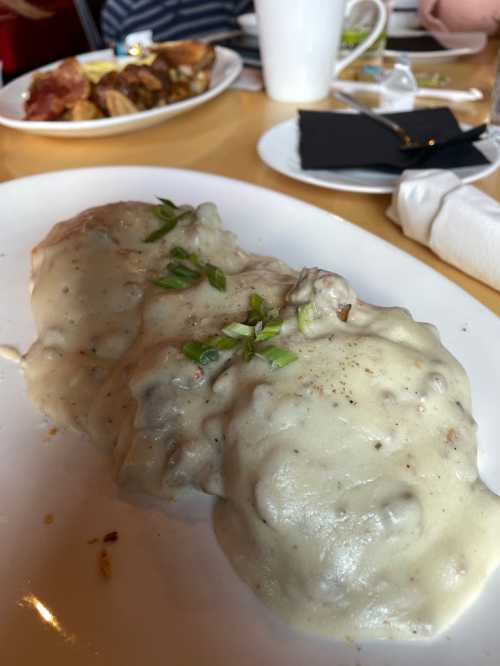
top-left (334, 0), bottom-right (387, 76)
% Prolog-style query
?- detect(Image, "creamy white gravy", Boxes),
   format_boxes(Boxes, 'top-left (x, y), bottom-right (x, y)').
top-left (23, 201), bottom-right (500, 640)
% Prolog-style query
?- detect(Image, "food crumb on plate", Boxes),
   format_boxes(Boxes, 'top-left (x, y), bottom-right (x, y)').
top-left (103, 530), bottom-right (119, 543)
top-left (88, 530), bottom-right (119, 545)
top-left (98, 548), bottom-right (112, 579)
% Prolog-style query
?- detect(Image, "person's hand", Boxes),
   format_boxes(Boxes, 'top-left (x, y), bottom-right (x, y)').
top-left (419, 0), bottom-right (500, 35)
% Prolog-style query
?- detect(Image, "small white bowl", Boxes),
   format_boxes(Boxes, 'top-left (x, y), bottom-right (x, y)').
top-left (237, 12), bottom-right (258, 36)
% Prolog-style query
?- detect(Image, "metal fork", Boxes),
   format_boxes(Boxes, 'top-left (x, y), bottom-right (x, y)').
top-left (335, 91), bottom-right (436, 151)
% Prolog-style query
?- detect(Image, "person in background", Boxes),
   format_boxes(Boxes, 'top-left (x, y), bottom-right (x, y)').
top-left (419, 0), bottom-right (500, 35)
top-left (101, 0), bottom-right (254, 45)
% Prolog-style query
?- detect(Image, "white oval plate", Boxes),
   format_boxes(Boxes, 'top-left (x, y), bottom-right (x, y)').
top-left (0, 47), bottom-right (242, 138)
top-left (257, 117), bottom-right (500, 194)
top-left (1, 167), bottom-right (499, 666)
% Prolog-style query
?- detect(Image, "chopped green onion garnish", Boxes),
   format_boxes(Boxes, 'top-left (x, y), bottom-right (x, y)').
top-left (222, 322), bottom-right (255, 338)
top-left (250, 293), bottom-right (266, 314)
top-left (246, 293), bottom-right (268, 325)
top-left (189, 253), bottom-right (204, 270)
top-left (241, 338), bottom-right (255, 362)
top-left (182, 341), bottom-right (219, 366)
top-left (175, 209), bottom-right (192, 223)
top-left (181, 292), bottom-right (298, 370)
top-left (167, 262), bottom-right (201, 280)
top-left (206, 335), bottom-right (241, 350)
top-left (170, 246), bottom-right (190, 259)
top-left (298, 303), bottom-right (314, 333)
top-left (258, 346), bottom-right (298, 369)
top-left (155, 199), bottom-right (176, 217)
top-left (144, 217), bottom-right (178, 243)
top-left (255, 318), bottom-right (282, 342)
top-left (206, 264), bottom-right (226, 292)
top-left (151, 246), bottom-right (226, 293)
top-left (154, 205), bottom-right (176, 223)
top-left (144, 207), bottom-right (190, 243)
top-left (157, 197), bottom-right (176, 208)
top-left (151, 275), bottom-right (195, 290)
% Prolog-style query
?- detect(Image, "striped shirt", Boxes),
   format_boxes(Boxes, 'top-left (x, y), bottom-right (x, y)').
top-left (101, 0), bottom-right (254, 44)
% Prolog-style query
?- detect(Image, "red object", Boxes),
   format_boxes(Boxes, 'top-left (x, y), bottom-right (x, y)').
top-left (0, 0), bottom-right (89, 76)
top-left (24, 56), bottom-right (91, 119)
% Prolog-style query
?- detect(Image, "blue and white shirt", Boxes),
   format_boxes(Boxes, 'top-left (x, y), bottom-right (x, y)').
top-left (101, 0), bottom-right (254, 44)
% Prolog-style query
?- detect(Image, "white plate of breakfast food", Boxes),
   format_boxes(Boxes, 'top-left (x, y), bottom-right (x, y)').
top-left (1, 166), bottom-right (500, 666)
top-left (0, 45), bottom-right (242, 138)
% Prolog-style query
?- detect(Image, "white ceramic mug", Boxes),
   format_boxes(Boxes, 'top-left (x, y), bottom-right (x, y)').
top-left (255, 0), bottom-right (387, 102)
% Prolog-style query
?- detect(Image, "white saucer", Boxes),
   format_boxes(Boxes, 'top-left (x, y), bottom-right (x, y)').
top-left (257, 118), bottom-right (500, 194)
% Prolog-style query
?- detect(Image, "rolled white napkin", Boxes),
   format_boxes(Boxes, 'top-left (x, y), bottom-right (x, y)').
top-left (387, 169), bottom-right (500, 292)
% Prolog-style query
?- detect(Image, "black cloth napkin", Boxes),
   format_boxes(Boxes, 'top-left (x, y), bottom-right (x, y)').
top-left (298, 107), bottom-right (489, 173)
top-left (385, 35), bottom-right (446, 52)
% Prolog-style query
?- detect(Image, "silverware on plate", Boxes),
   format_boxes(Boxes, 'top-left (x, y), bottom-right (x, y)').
top-left (335, 90), bottom-right (437, 151)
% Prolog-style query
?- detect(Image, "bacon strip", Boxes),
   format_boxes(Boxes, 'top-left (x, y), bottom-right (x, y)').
top-left (24, 58), bottom-right (91, 121)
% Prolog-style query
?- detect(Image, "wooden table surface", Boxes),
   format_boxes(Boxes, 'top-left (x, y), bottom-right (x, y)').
top-left (1, 38), bottom-right (499, 314)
